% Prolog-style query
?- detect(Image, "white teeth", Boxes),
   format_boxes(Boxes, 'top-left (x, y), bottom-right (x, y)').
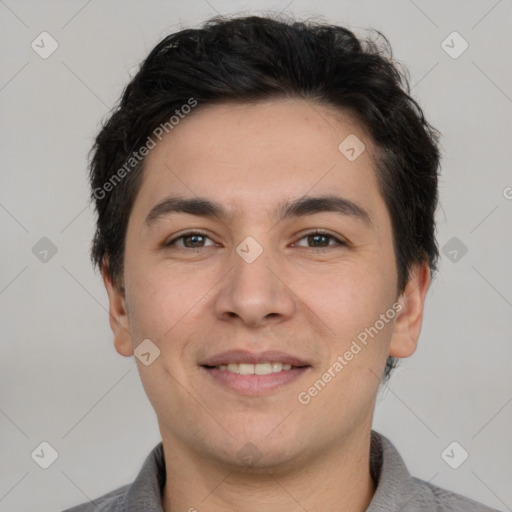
top-left (255, 363), bottom-right (272, 375)
top-left (271, 362), bottom-right (282, 372)
top-left (239, 363), bottom-right (254, 375)
top-left (216, 362), bottom-right (294, 374)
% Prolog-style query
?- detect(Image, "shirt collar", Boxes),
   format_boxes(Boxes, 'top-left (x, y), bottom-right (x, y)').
top-left (122, 441), bottom-right (166, 511)
top-left (120, 430), bottom-right (424, 511)
top-left (367, 431), bottom-right (430, 511)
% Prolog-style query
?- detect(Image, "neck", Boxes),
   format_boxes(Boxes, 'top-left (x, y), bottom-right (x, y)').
top-left (161, 428), bottom-right (376, 512)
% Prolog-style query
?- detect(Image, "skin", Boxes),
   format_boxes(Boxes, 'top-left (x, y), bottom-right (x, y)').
top-left (103, 98), bottom-right (431, 512)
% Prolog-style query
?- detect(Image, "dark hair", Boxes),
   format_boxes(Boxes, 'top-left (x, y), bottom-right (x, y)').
top-left (89, 14), bottom-right (441, 379)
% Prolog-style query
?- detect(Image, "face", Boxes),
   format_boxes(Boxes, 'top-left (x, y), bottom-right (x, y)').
top-left (105, 98), bottom-right (430, 471)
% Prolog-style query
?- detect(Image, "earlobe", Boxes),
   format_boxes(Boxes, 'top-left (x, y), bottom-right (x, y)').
top-left (389, 262), bottom-right (431, 359)
top-left (101, 260), bottom-right (134, 357)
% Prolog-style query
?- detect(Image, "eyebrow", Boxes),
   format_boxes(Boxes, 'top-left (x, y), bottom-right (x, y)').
top-left (144, 195), bottom-right (372, 227)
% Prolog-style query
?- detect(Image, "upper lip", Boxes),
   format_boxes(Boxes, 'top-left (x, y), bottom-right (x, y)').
top-left (200, 350), bottom-right (310, 367)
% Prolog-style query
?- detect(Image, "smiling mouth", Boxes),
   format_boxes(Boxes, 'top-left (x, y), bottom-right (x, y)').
top-left (199, 349), bottom-right (311, 394)
top-left (203, 362), bottom-right (297, 374)
top-left (201, 361), bottom-right (311, 395)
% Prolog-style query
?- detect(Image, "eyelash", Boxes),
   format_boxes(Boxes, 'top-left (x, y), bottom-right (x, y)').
top-left (164, 230), bottom-right (346, 250)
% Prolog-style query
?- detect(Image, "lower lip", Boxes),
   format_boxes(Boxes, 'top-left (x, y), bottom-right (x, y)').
top-left (201, 366), bottom-right (310, 395)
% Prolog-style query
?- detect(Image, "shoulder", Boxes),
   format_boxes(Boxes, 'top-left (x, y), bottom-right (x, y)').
top-left (60, 441), bottom-right (165, 512)
top-left (61, 483), bottom-right (129, 512)
top-left (411, 477), bottom-right (501, 512)
top-left (370, 432), bottom-right (501, 512)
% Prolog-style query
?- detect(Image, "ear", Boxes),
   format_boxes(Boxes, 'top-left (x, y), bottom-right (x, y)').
top-left (389, 262), bottom-right (431, 358)
top-left (101, 259), bottom-right (134, 357)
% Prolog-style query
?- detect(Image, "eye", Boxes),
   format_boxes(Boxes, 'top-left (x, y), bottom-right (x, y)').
top-left (294, 230), bottom-right (346, 249)
top-left (164, 231), bottom-right (216, 249)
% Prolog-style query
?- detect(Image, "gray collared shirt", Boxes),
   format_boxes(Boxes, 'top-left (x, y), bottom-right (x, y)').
top-left (62, 431), bottom-right (500, 511)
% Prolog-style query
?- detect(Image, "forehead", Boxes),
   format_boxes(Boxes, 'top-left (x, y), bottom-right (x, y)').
top-left (133, 98), bottom-right (385, 223)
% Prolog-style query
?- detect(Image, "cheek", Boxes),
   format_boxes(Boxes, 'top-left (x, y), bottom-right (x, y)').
top-left (295, 262), bottom-right (394, 341)
top-left (125, 263), bottom-right (210, 345)
top-left (302, 278), bottom-right (395, 417)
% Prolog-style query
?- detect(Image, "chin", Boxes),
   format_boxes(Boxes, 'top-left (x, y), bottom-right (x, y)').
top-left (199, 426), bottom-right (308, 473)
top-left (214, 444), bottom-right (301, 474)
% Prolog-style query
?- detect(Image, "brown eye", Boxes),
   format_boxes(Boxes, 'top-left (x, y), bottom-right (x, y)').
top-left (295, 231), bottom-right (345, 248)
top-left (165, 232), bottom-right (215, 248)
top-left (307, 233), bottom-right (331, 247)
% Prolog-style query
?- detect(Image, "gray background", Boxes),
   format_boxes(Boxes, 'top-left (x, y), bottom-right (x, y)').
top-left (1, 0), bottom-right (511, 511)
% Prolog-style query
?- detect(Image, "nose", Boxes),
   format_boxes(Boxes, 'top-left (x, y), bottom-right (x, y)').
top-left (213, 244), bottom-right (297, 328)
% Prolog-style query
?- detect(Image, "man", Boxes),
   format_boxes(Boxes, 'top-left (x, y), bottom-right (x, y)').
top-left (64, 14), bottom-right (499, 512)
